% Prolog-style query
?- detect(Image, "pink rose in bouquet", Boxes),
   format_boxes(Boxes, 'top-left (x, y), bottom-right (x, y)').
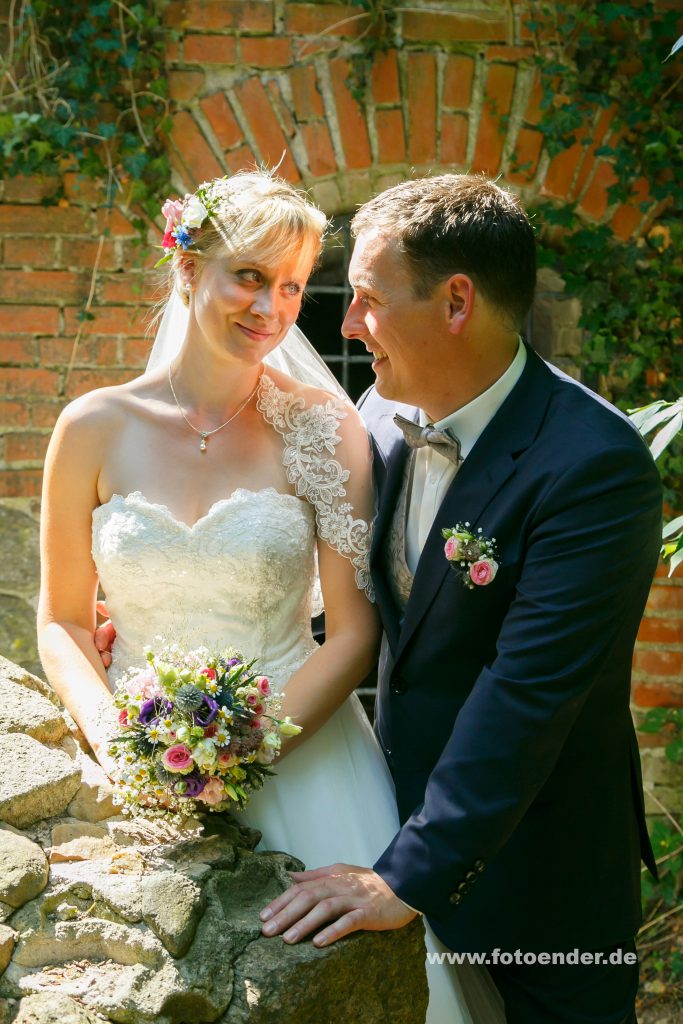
top-left (162, 744), bottom-right (194, 774)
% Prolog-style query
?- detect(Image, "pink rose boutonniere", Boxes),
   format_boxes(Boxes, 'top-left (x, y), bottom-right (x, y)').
top-left (442, 522), bottom-right (500, 590)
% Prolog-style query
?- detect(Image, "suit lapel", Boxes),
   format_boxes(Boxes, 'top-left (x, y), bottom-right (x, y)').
top-left (395, 346), bottom-right (556, 660)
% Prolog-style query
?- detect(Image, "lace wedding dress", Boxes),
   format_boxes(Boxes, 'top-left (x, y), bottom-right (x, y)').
top-left (91, 370), bottom-right (500, 1024)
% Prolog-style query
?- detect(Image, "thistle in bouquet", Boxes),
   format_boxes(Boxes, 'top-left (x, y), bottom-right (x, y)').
top-left (108, 641), bottom-right (301, 820)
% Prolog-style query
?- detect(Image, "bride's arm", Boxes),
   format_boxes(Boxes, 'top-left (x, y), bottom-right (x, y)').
top-left (275, 401), bottom-right (380, 755)
top-left (277, 544), bottom-right (381, 756)
top-left (37, 398), bottom-right (117, 774)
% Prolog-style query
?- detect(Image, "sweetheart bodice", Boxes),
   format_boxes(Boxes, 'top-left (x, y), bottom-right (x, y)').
top-left (92, 488), bottom-right (319, 690)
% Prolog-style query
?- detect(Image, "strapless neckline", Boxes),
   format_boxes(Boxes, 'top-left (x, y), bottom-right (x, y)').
top-left (93, 488), bottom-right (309, 532)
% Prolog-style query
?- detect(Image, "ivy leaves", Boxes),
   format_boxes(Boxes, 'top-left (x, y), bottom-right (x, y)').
top-left (527, 1), bottom-right (682, 505)
top-left (0, 0), bottom-right (172, 223)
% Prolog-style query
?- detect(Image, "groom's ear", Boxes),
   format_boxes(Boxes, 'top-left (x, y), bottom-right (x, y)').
top-left (444, 274), bottom-right (475, 335)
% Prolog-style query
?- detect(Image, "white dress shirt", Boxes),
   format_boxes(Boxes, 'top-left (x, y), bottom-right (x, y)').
top-left (404, 340), bottom-right (527, 573)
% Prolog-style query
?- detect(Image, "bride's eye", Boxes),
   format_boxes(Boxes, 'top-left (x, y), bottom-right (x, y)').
top-left (237, 269), bottom-right (262, 284)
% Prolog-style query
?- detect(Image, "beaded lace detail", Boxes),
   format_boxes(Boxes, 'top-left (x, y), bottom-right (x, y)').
top-left (257, 373), bottom-right (374, 600)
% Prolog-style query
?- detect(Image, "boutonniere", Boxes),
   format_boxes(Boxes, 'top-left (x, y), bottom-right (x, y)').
top-left (442, 523), bottom-right (499, 589)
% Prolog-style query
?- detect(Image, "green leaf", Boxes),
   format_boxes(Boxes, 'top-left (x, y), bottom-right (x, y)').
top-left (638, 708), bottom-right (669, 733)
top-left (665, 739), bottom-right (683, 763)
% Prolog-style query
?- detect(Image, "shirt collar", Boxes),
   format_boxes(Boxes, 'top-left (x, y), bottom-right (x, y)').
top-left (420, 339), bottom-right (527, 460)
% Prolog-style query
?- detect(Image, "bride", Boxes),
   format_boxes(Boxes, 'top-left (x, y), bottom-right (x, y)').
top-left (37, 170), bottom-right (501, 1024)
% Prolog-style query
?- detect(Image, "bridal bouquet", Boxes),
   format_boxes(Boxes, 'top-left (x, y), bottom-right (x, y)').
top-left (108, 640), bottom-right (301, 819)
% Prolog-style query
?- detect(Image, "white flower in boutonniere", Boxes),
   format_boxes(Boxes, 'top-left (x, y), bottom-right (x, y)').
top-left (442, 522), bottom-right (499, 590)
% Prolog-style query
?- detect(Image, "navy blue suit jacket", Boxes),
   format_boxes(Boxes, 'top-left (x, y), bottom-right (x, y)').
top-left (358, 345), bottom-right (662, 954)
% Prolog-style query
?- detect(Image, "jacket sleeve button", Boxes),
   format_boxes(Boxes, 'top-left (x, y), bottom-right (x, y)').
top-left (449, 892), bottom-right (463, 905)
top-left (474, 859), bottom-right (485, 873)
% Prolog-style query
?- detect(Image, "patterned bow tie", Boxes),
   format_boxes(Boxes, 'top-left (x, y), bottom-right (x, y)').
top-left (393, 413), bottom-right (463, 466)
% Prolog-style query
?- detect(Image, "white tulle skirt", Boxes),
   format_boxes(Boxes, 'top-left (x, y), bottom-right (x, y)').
top-left (239, 693), bottom-right (505, 1024)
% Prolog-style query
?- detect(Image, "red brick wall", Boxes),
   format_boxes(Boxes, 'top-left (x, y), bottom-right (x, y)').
top-left (0, 0), bottom-right (680, 720)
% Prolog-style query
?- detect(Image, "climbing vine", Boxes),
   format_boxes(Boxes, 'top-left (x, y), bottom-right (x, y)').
top-left (0, 0), bottom-right (173, 228)
top-left (524, 1), bottom-right (682, 504)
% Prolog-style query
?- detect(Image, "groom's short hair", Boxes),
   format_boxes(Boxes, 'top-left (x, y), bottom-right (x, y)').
top-left (351, 174), bottom-right (536, 331)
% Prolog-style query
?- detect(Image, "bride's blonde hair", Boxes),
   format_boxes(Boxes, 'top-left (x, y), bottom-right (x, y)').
top-left (166, 170), bottom-right (327, 307)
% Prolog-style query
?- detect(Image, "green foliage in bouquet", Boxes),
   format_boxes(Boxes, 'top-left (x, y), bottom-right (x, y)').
top-left (109, 642), bottom-right (300, 821)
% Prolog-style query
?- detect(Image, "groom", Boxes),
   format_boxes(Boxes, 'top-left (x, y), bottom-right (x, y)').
top-left (259, 175), bottom-right (663, 1022)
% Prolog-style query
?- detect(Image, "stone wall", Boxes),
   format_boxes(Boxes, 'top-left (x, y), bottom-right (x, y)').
top-left (0, 501), bottom-right (41, 678)
top-left (0, 654), bottom-right (428, 1023)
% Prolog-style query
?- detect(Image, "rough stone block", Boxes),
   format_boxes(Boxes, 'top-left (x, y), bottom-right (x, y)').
top-left (0, 735), bottom-right (82, 829)
top-left (13, 992), bottom-right (102, 1023)
top-left (50, 832), bottom-right (117, 865)
top-left (0, 827), bottom-right (48, 909)
top-left (0, 926), bottom-right (16, 975)
top-left (141, 870), bottom-right (205, 957)
top-left (64, 749), bottom-right (118, 824)
top-left (0, 598), bottom-right (41, 679)
top-left (0, 678), bottom-right (67, 745)
top-left (0, 655), bottom-right (60, 708)
top-left (0, 506), bottom-right (39, 594)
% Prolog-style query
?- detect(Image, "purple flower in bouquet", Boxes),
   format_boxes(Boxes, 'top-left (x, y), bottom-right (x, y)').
top-left (192, 694), bottom-right (219, 726)
top-left (139, 697), bottom-right (173, 726)
top-left (179, 773), bottom-right (206, 798)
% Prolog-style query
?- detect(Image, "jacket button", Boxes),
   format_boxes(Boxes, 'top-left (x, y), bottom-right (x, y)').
top-left (465, 871), bottom-right (477, 884)
top-left (390, 677), bottom-right (407, 695)
top-left (449, 892), bottom-right (462, 905)
top-left (474, 859), bottom-right (485, 873)
top-left (457, 882), bottom-right (469, 894)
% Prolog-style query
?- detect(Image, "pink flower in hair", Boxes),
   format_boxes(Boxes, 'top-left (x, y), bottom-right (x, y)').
top-left (161, 198), bottom-right (184, 250)
top-left (161, 198), bottom-right (183, 223)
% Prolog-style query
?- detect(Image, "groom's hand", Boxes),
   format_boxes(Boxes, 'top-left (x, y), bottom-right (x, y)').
top-left (259, 863), bottom-right (416, 947)
top-left (94, 600), bottom-right (116, 668)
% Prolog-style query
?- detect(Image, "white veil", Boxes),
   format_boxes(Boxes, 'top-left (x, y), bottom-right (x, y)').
top-left (145, 289), bottom-right (349, 403)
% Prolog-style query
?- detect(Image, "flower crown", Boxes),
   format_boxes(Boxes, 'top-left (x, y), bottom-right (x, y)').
top-left (154, 180), bottom-right (225, 269)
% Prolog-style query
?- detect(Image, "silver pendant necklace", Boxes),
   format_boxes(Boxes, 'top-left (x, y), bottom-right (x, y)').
top-left (168, 365), bottom-right (261, 452)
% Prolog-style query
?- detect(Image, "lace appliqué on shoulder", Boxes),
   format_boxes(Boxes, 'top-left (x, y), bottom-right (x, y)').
top-left (258, 374), bottom-right (374, 601)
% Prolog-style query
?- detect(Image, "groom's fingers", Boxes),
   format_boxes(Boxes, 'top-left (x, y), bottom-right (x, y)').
top-left (261, 879), bottom-right (348, 935)
top-left (259, 881), bottom-right (307, 923)
top-left (280, 896), bottom-right (354, 943)
top-left (313, 908), bottom-right (366, 947)
top-left (288, 864), bottom-right (345, 882)
top-left (260, 863), bottom-right (348, 923)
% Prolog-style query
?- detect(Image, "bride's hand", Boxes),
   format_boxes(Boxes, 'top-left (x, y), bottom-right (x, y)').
top-left (95, 600), bottom-right (116, 669)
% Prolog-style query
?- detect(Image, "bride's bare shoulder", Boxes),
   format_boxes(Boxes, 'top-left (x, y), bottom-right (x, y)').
top-left (56, 372), bottom-right (163, 433)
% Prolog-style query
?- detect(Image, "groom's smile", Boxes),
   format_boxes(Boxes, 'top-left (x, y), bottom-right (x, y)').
top-left (342, 228), bottom-right (447, 408)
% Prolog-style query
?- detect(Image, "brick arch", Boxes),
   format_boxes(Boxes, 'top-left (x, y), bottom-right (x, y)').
top-left (164, 47), bottom-right (652, 238)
